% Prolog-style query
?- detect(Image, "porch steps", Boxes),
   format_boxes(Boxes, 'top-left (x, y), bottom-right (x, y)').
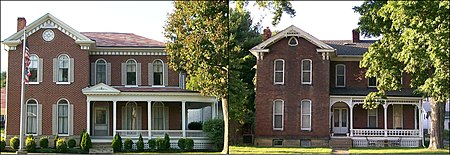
top-left (329, 138), bottom-right (352, 149)
top-left (89, 143), bottom-right (114, 154)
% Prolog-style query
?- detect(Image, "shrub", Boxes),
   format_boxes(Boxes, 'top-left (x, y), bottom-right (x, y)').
top-left (53, 135), bottom-right (59, 148)
top-left (56, 138), bottom-right (67, 153)
top-left (80, 132), bottom-right (92, 151)
top-left (123, 138), bottom-right (133, 152)
top-left (185, 138), bottom-right (194, 151)
top-left (203, 119), bottom-right (224, 150)
top-left (67, 138), bottom-right (76, 148)
top-left (178, 138), bottom-right (186, 151)
top-left (10, 136), bottom-right (19, 150)
top-left (111, 133), bottom-right (123, 152)
top-left (39, 136), bottom-right (49, 148)
top-left (136, 134), bottom-right (144, 152)
top-left (25, 135), bottom-right (36, 152)
top-left (188, 121), bottom-right (203, 130)
top-left (79, 129), bottom-right (86, 147)
top-left (164, 133), bottom-right (171, 150)
top-left (148, 139), bottom-right (156, 150)
top-left (0, 138), bottom-right (6, 152)
top-left (156, 138), bottom-right (165, 150)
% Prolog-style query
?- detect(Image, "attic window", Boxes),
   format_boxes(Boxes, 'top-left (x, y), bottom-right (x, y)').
top-left (288, 37), bottom-right (298, 46)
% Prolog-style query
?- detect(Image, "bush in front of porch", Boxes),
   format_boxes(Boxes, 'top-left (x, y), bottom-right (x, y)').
top-left (203, 119), bottom-right (224, 151)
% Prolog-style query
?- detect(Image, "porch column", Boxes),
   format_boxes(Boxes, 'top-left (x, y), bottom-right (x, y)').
top-left (414, 104), bottom-right (417, 130)
top-left (86, 99), bottom-right (91, 135)
top-left (384, 104), bottom-right (388, 137)
top-left (212, 101), bottom-right (216, 119)
top-left (113, 100), bottom-right (117, 136)
top-left (349, 104), bottom-right (353, 136)
top-left (182, 100), bottom-right (186, 138)
top-left (148, 101), bottom-right (152, 140)
top-left (418, 101), bottom-right (423, 138)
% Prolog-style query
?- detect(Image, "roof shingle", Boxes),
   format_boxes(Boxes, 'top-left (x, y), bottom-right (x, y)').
top-left (322, 40), bottom-right (377, 56)
top-left (81, 32), bottom-right (165, 48)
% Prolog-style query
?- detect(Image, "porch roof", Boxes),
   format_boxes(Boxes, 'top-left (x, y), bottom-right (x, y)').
top-left (330, 88), bottom-right (421, 97)
top-left (114, 86), bottom-right (198, 93)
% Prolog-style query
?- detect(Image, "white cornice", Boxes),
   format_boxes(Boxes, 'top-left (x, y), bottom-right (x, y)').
top-left (89, 51), bottom-right (167, 56)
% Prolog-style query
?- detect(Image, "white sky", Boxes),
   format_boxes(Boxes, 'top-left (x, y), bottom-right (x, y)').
top-left (1, 1), bottom-right (368, 72)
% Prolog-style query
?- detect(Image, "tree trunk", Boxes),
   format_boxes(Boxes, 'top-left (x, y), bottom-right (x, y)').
top-left (428, 98), bottom-right (445, 149)
top-left (221, 97), bottom-right (229, 154)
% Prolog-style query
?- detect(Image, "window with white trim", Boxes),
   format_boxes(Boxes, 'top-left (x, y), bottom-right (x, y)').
top-left (274, 59), bottom-right (284, 85)
top-left (273, 100), bottom-right (284, 130)
top-left (125, 101), bottom-right (139, 130)
top-left (57, 99), bottom-right (69, 134)
top-left (26, 99), bottom-right (38, 134)
top-left (126, 59), bottom-right (137, 85)
top-left (368, 77), bottom-right (377, 87)
top-left (153, 60), bottom-right (164, 86)
top-left (29, 54), bottom-right (39, 83)
top-left (288, 37), bottom-right (298, 46)
top-left (58, 54), bottom-right (70, 83)
top-left (393, 105), bottom-right (403, 129)
top-left (95, 59), bottom-right (107, 84)
top-left (301, 59), bottom-right (312, 84)
top-left (301, 100), bottom-right (311, 130)
top-left (336, 64), bottom-right (345, 87)
top-left (368, 108), bottom-right (377, 128)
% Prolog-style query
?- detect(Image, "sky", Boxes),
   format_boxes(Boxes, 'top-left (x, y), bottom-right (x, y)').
top-left (1, 1), bottom-right (367, 72)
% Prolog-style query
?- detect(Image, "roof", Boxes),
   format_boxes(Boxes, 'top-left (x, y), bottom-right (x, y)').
top-left (81, 32), bottom-right (165, 48)
top-left (114, 86), bottom-right (197, 93)
top-left (322, 40), bottom-right (377, 56)
top-left (1, 88), bottom-right (5, 109)
top-left (330, 88), bottom-right (422, 97)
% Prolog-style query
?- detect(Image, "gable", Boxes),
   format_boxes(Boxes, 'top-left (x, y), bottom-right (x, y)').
top-left (82, 83), bottom-right (120, 94)
top-left (2, 13), bottom-right (94, 51)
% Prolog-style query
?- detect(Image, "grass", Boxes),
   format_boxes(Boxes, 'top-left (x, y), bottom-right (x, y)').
top-left (349, 147), bottom-right (450, 154)
top-left (229, 146), bottom-right (332, 154)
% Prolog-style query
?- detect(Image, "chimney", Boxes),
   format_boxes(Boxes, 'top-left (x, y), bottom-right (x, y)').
top-left (352, 29), bottom-right (360, 43)
top-left (17, 17), bottom-right (26, 32)
top-left (262, 27), bottom-right (272, 41)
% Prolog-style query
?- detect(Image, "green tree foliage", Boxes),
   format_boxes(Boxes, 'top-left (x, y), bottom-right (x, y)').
top-left (0, 138), bottom-right (6, 152)
top-left (163, 133), bottom-right (170, 150)
top-left (0, 71), bottom-right (5, 87)
top-left (55, 138), bottom-right (67, 153)
top-left (354, 1), bottom-right (449, 149)
top-left (53, 135), bottom-right (59, 148)
top-left (79, 129), bottom-right (86, 147)
top-left (67, 138), bottom-right (76, 148)
top-left (148, 139), bottom-right (156, 150)
top-left (177, 138), bottom-right (186, 151)
top-left (123, 138), bottom-right (133, 152)
top-left (80, 132), bottom-right (92, 151)
top-left (234, 1), bottom-right (296, 26)
top-left (111, 133), bottom-right (122, 152)
top-left (10, 136), bottom-right (19, 150)
top-left (39, 136), bottom-right (49, 148)
top-left (25, 135), bottom-right (36, 152)
top-left (203, 119), bottom-right (224, 151)
top-left (136, 134), bottom-right (144, 152)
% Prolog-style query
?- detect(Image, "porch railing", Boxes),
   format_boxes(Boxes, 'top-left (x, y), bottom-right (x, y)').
top-left (116, 130), bottom-right (149, 138)
top-left (351, 129), bottom-right (420, 137)
top-left (115, 130), bottom-right (207, 138)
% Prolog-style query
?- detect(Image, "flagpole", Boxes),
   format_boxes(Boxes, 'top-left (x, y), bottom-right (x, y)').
top-left (18, 27), bottom-right (26, 151)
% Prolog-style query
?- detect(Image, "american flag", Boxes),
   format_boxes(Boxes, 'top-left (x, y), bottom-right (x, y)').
top-left (24, 41), bottom-right (31, 84)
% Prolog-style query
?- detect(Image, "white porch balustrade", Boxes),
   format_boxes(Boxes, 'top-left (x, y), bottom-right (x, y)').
top-left (114, 130), bottom-right (208, 139)
top-left (351, 129), bottom-right (420, 137)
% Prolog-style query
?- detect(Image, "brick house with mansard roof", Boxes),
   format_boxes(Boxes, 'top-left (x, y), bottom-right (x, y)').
top-left (2, 13), bottom-right (219, 149)
top-left (250, 25), bottom-right (424, 147)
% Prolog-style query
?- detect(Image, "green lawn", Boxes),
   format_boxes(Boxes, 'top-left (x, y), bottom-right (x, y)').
top-left (349, 147), bottom-right (450, 154)
top-left (229, 146), bottom-right (332, 154)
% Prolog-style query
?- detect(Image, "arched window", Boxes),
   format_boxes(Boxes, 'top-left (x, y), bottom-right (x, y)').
top-left (125, 102), bottom-right (138, 130)
top-left (26, 99), bottom-right (38, 134)
top-left (58, 54), bottom-right (70, 82)
top-left (273, 99), bottom-right (284, 130)
top-left (336, 64), bottom-right (346, 87)
top-left (126, 59), bottom-right (137, 85)
top-left (153, 60), bottom-right (164, 86)
top-left (57, 99), bottom-right (69, 134)
top-left (288, 37), bottom-right (298, 46)
top-left (301, 59), bottom-right (312, 84)
top-left (29, 55), bottom-right (39, 83)
top-left (274, 59), bottom-right (285, 85)
top-left (152, 102), bottom-right (165, 130)
top-left (95, 59), bottom-right (107, 84)
top-left (301, 99), bottom-right (312, 130)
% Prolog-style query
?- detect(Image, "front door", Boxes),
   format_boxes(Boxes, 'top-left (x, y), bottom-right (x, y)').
top-left (94, 107), bottom-right (109, 136)
top-left (333, 108), bottom-right (348, 134)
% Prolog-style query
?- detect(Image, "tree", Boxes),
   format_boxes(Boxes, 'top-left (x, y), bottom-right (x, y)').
top-left (354, 1), bottom-right (449, 149)
top-left (235, 1), bottom-right (296, 26)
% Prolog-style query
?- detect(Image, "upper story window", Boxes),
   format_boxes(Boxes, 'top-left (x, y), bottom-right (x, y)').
top-left (274, 59), bottom-right (285, 85)
top-left (301, 99), bottom-right (312, 131)
top-left (26, 99), bottom-right (38, 135)
top-left (301, 59), bottom-right (312, 84)
top-left (288, 37), bottom-right (298, 46)
top-left (126, 59), bottom-right (137, 85)
top-left (153, 60), bottom-right (164, 86)
top-left (368, 77), bottom-right (377, 87)
top-left (28, 54), bottom-right (39, 83)
top-left (58, 54), bottom-right (70, 83)
top-left (336, 64), bottom-right (345, 87)
top-left (57, 99), bottom-right (69, 135)
top-left (273, 99), bottom-right (284, 130)
top-left (95, 59), bottom-right (107, 84)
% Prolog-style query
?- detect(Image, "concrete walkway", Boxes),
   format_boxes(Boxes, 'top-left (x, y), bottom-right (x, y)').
top-left (332, 147), bottom-right (349, 154)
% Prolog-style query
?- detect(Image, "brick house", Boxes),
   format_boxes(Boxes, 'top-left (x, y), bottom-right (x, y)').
top-left (250, 25), bottom-right (424, 147)
top-left (2, 13), bottom-right (219, 149)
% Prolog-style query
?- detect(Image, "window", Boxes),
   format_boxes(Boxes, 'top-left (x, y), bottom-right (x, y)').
top-left (393, 105), bottom-right (403, 129)
top-left (273, 139), bottom-right (283, 147)
top-left (153, 60), bottom-right (164, 86)
top-left (57, 99), bottom-right (69, 134)
top-left (179, 72), bottom-right (186, 89)
top-left (95, 59), bottom-right (106, 84)
top-left (26, 99), bottom-right (38, 134)
top-left (368, 77), bottom-right (377, 87)
top-left (274, 59), bottom-right (284, 84)
top-left (288, 37), bottom-right (298, 46)
top-left (58, 55), bottom-right (70, 83)
top-left (300, 139), bottom-right (311, 147)
top-left (368, 108), bottom-right (377, 128)
top-left (273, 100), bottom-right (284, 130)
top-left (125, 102), bottom-right (138, 130)
top-left (336, 64), bottom-right (345, 87)
top-left (126, 59), bottom-right (137, 85)
top-left (29, 55), bottom-right (39, 83)
top-left (301, 100), bottom-right (311, 130)
top-left (152, 102), bottom-right (165, 130)
top-left (301, 59), bottom-right (312, 84)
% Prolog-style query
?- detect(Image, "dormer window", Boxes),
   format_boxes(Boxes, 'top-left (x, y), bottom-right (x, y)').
top-left (288, 37), bottom-right (298, 46)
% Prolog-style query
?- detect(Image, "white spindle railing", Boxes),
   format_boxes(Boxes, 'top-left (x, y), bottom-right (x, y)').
top-left (186, 130), bottom-right (207, 138)
top-left (387, 129), bottom-right (419, 136)
top-left (116, 130), bottom-right (149, 138)
top-left (115, 130), bottom-right (208, 138)
top-left (350, 129), bottom-right (420, 137)
top-left (151, 130), bottom-right (183, 138)
top-left (351, 129), bottom-right (385, 136)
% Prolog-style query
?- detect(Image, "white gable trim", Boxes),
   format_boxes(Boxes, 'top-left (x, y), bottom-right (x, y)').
top-left (82, 83), bottom-right (120, 94)
top-left (2, 13), bottom-right (94, 51)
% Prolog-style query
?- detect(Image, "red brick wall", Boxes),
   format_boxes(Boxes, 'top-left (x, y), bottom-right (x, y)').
top-left (167, 103), bottom-right (181, 130)
top-left (255, 37), bottom-right (330, 139)
top-left (89, 55), bottom-right (179, 86)
top-left (7, 28), bottom-right (89, 136)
